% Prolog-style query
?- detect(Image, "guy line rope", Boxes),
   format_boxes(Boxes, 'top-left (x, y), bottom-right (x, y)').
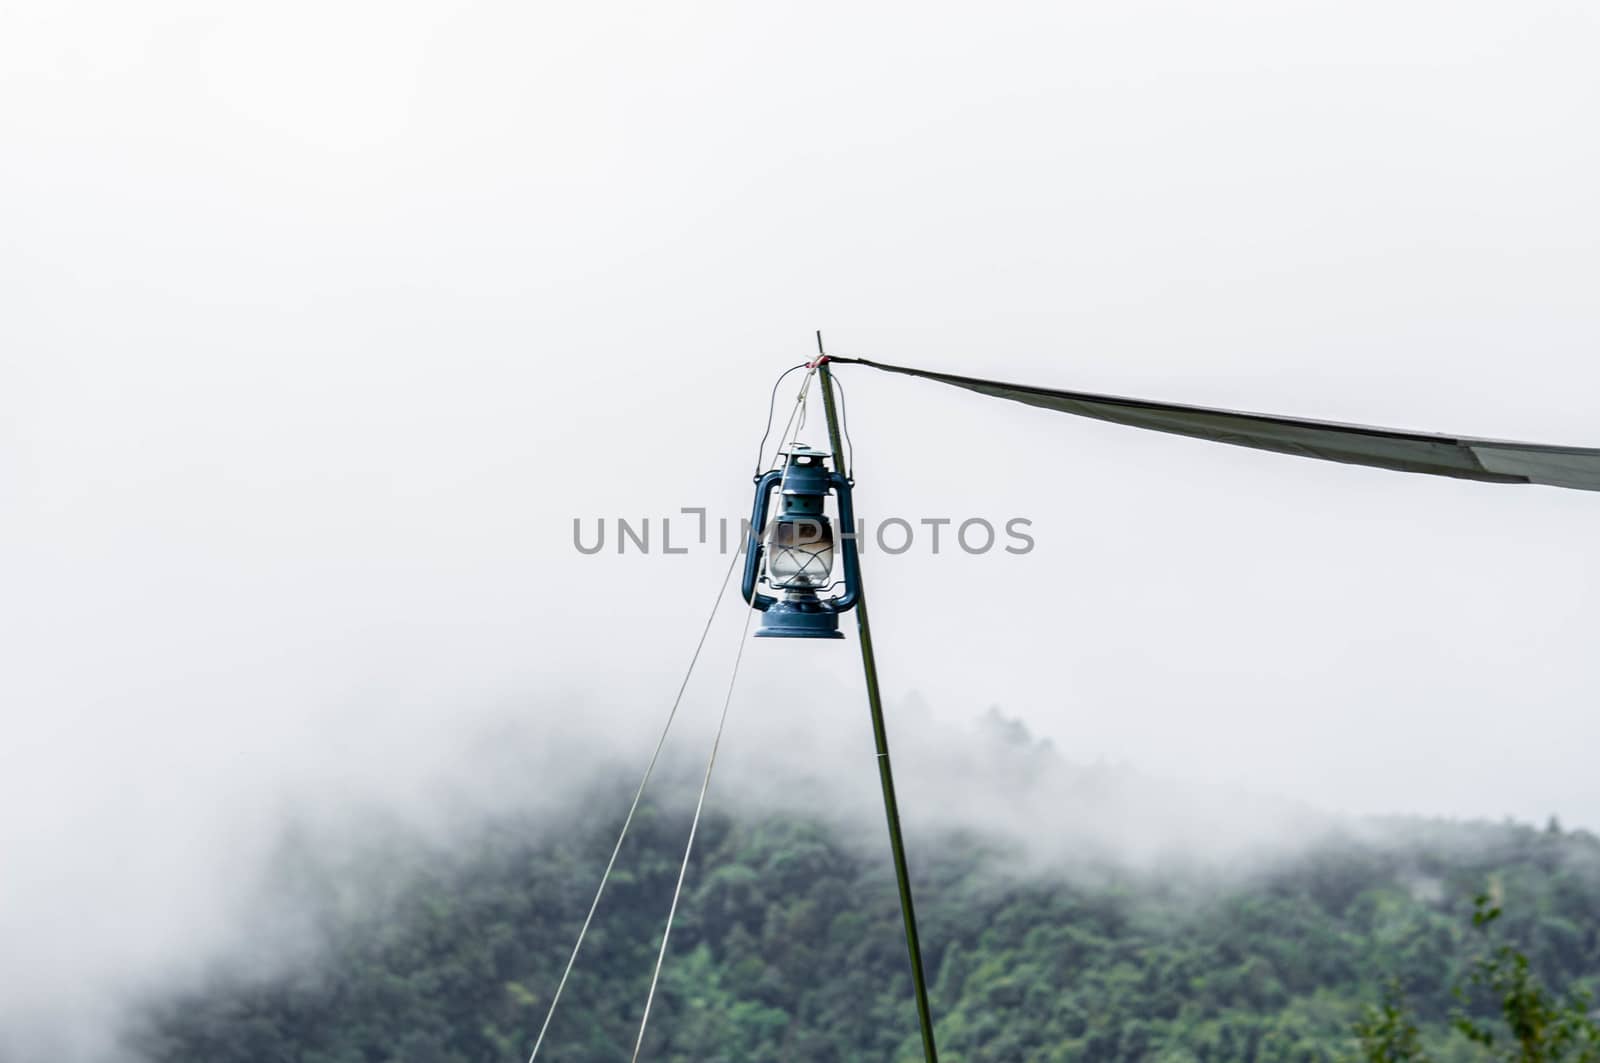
top-left (525, 364), bottom-right (818, 1062)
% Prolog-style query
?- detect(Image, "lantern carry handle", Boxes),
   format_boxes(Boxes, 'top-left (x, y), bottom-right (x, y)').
top-left (741, 469), bottom-right (783, 612)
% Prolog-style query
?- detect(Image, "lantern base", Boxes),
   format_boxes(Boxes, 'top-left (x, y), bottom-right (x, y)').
top-left (754, 598), bottom-right (845, 639)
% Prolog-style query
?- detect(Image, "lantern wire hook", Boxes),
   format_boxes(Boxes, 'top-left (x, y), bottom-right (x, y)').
top-left (828, 369), bottom-right (854, 482)
top-left (755, 335), bottom-right (853, 477)
top-left (754, 363), bottom-right (810, 475)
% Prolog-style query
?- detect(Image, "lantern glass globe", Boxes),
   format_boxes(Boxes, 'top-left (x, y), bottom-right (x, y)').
top-left (765, 518), bottom-right (835, 590)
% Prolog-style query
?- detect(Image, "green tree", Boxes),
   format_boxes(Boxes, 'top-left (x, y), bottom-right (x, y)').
top-left (1353, 980), bottom-right (1430, 1063)
top-left (1451, 895), bottom-right (1600, 1063)
top-left (1353, 895), bottom-right (1600, 1063)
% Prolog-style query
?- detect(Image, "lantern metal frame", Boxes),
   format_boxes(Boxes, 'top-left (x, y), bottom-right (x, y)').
top-left (741, 444), bottom-right (861, 639)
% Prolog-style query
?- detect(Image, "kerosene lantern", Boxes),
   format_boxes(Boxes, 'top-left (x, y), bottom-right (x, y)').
top-left (741, 443), bottom-right (861, 638)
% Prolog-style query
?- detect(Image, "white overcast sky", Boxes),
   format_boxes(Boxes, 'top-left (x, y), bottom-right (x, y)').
top-left (2, 3), bottom-right (1599, 1033)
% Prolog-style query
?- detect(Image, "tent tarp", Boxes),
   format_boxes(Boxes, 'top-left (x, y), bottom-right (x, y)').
top-left (832, 357), bottom-right (1600, 492)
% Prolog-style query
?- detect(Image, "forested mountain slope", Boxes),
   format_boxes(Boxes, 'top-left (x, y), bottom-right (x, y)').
top-left (126, 777), bottom-right (1600, 1063)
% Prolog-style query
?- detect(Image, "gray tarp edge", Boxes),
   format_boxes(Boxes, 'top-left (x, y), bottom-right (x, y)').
top-left (830, 356), bottom-right (1600, 492)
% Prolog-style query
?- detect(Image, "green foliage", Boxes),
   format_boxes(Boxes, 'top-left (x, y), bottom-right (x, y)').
top-left (127, 802), bottom-right (1600, 1063)
top-left (1352, 895), bottom-right (1600, 1063)
top-left (1447, 895), bottom-right (1600, 1063)
top-left (1354, 981), bottom-right (1431, 1063)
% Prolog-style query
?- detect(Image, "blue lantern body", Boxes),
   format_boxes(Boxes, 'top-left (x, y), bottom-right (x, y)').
top-left (742, 444), bottom-right (861, 639)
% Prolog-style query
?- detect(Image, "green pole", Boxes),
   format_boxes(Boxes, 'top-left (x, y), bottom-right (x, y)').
top-left (815, 338), bottom-right (940, 1063)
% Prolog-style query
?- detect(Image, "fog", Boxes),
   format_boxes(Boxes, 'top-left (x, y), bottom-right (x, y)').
top-left (3, 0), bottom-right (1598, 1058)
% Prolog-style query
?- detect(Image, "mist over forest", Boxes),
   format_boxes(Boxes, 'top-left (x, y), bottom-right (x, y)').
top-left (9, 706), bottom-right (1597, 1063)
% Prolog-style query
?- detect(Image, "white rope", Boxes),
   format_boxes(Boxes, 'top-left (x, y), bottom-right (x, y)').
top-left (526, 365), bottom-right (814, 1060)
top-left (622, 362), bottom-right (809, 1054)
top-left (629, 599), bottom-right (757, 1062)
top-left (524, 548), bottom-right (740, 1063)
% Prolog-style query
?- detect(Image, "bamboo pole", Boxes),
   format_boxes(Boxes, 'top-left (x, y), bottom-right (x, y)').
top-left (815, 337), bottom-right (940, 1063)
